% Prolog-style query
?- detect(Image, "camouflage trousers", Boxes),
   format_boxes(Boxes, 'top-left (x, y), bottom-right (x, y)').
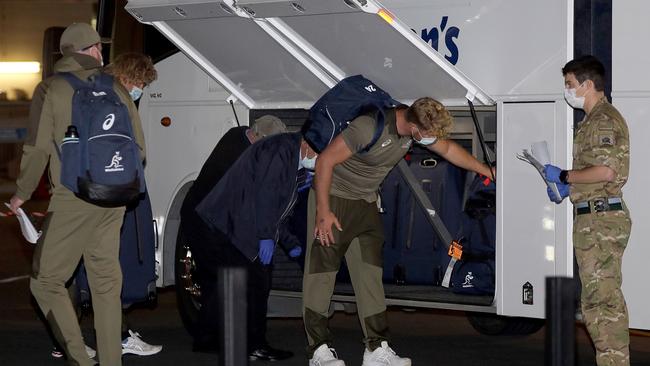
top-left (574, 209), bottom-right (632, 366)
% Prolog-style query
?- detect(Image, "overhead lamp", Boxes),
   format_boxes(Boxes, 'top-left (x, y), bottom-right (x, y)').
top-left (0, 62), bottom-right (41, 74)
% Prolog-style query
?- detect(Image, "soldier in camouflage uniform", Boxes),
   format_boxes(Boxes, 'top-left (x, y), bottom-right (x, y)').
top-left (544, 55), bottom-right (632, 366)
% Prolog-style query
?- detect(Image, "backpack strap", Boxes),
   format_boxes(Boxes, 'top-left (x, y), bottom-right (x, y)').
top-left (93, 72), bottom-right (115, 90)
top-left (59, 72), bottom-right (89, 90)
top-left (362, 108), bottom-right (386, 152)
top-left (361, 99), bottom-right (402, 153)
top-left (60, 71), bottom-right (114, 91)
top-left (51, 139), bottom-right (61, 159)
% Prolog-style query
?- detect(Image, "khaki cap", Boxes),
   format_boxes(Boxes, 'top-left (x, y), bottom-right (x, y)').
top-left (252, 115), bottom-right (287, 138)
top-left (60, 23), bottom-right (111, 55)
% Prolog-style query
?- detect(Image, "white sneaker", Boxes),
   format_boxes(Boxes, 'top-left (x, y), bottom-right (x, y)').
top-left (362, 341), bottom-right (411, 366)
top-left (309, 343), bottom-right (346, 366)
top-left (122, 330), bottom-right (163, 356)
top-left (85, 345), bottom-right (97, 359)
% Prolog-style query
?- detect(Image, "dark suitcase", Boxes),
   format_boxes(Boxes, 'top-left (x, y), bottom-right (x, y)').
top-left (381, 148), bottom-right (466, 286)
top-left (76, 191), bottom-right (157, 307)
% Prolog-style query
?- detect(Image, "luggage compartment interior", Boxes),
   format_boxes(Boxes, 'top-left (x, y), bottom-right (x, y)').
top-left (265, 107), bottom-right (498, 308)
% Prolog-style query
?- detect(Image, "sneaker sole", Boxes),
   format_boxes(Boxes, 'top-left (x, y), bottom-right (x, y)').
top-left (122, 348), bottom-right (162, 356)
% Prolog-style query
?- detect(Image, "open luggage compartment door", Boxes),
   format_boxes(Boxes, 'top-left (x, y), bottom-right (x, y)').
top-left (125, 0), bottom-right (494, 108)
top-left (125, 0), bottom-right (333, 109)
top-left (234, 0), bottom-right (493, 106)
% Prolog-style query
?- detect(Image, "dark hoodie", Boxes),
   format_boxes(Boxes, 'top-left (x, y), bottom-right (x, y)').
top-left (196, 132), bottom-right (302, 260)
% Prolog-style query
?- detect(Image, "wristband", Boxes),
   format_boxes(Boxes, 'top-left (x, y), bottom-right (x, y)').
top-left (559, 170), bottom-right (569, 184)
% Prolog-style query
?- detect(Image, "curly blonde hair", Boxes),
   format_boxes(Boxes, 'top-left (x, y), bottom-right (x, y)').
top-left (105, 53), bottom-right (157, 87)
top-left (405, 97), bottom-right (453, 139)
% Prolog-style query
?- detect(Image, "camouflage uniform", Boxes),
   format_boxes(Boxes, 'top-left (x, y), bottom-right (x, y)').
top-left (571, 97), bottom-right (631, 366)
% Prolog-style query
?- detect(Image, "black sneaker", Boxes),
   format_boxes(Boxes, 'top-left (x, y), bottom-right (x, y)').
top-left (248, 345), bottom-right (294, 361)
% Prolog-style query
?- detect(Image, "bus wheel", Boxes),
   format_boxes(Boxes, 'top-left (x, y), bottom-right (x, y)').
top-left (467, 312), bottom-right (544, 335)
top-left (175, 228), bottom-right (202, 336)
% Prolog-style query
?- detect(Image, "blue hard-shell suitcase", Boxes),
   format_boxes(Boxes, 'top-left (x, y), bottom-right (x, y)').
top-left (76, 191), bottom-right (157, 307)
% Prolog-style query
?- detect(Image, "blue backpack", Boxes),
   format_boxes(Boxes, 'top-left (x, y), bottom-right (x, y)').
top-left (303, 75), bottom-right (400, 153)
top-left (57, 72), bottom-right (145, 207)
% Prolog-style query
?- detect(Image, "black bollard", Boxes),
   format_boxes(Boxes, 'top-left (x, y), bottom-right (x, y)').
top-left (218, 266), bottom-right (248, 366)
top-left (545, 276), bottom-right (576, 366)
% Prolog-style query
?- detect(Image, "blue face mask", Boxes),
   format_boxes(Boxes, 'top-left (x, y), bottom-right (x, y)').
top-left (129, 86), bottom-right (143, 101)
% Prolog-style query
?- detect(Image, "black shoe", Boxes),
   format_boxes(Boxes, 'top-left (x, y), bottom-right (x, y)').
top-left (248, 345), bottom-right (294, 361)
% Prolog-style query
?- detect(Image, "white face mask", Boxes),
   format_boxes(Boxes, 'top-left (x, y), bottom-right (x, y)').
top-left (564, 83), bottom-right (585, 110)
top-left (412, 127), bottom-right (437, 146)
top-left (92, 45), bottom-right (104, 66)
top-left (300, 155), bottom-right (317, 170)
top-left (564, 88), bottom-right (585, 109)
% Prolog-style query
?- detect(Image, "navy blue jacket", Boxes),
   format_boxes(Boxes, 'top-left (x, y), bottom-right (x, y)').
top-left (196, 132), bottom-right (301, 261)
top-left (181, 126), bottom-right (250, 223)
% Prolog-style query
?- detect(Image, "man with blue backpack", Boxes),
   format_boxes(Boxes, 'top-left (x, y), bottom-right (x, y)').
top-left (48, 52), bottom-right (162, 360)
top-left (8, 23), bottom-right (145, 366)
top-left (302, 76), bottom-right (494, 366)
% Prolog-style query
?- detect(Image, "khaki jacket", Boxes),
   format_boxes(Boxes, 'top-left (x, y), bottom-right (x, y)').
top-left (15, 53), bottom-right (146, 211)
top-left (570, 97), bottom-right (629, 203)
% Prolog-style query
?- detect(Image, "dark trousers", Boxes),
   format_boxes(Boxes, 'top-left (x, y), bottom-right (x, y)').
top-left (183, 220), bottom-right (271, 352)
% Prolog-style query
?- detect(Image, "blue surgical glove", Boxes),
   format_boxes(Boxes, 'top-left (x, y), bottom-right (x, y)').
top-left (543, 164), bottom-right (563, 184)
top-left (258, 239), bottom-right (275, 265)
top-left (288, 245), bottom-right (302, 258)
top-left (547, 183), bottom-right (570, 203)
top-left (298, 171), bottom-right (315, 193)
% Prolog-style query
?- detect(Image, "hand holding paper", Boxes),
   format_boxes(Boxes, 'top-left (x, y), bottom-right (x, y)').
top-left (515, 141), bottom-right (563, 201)
top-left (547, 184), bottom-right (570, 203)
top-left (4, 203), bottom-right (42, 244)
top-left (543, 164), bottom-right (563, 184)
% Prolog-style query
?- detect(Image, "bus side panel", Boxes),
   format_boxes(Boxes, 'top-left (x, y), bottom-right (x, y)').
top-left (382, 0), bottom-right (570, 101)
top-left (497, 101), bottom-right (572, 318)
top-left (139, 53), bottom-right (246, 286)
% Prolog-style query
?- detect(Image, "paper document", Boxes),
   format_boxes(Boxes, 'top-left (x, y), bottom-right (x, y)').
top-left (4, 203), bottom-right (41, 244)
top-left (516, 141), bottom-right (561, 198)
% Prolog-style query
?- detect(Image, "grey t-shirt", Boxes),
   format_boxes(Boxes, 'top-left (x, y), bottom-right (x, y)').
top-left (330, 109), bottom-right (412, 202)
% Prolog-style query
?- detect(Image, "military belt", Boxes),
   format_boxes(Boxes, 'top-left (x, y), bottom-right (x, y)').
top-left (575, 197), bottom-right (623, 215)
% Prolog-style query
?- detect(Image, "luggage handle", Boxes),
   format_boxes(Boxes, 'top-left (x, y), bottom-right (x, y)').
top-left (132, 201), bottom-right (144, 263)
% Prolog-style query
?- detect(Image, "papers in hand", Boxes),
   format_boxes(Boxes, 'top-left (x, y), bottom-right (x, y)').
top-left (4, 203), bottom-right (42, 244)
top-left (516, 141), bottom-right (561, 199)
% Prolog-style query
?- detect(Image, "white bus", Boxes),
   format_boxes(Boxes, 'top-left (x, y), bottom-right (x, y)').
top-left (121, 0), bottom-right (650, 335)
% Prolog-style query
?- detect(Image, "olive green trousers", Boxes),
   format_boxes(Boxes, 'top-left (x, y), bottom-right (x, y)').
top-left (31, 209), bottom-right (124, 366)
top-left (303, 191), bottom-right (388, 357)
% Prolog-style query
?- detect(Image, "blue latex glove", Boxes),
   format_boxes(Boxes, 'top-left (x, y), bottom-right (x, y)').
top-left (258, 239), bottom-right (275, 265)
top-left (288, 245), bottom-right (302, 258)
top-left (298, 171), bottom-right (315, 193)
top-left (547, 183), bottom-right (570, 203)
top-left (543, 164), bottom-right (563, 184)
